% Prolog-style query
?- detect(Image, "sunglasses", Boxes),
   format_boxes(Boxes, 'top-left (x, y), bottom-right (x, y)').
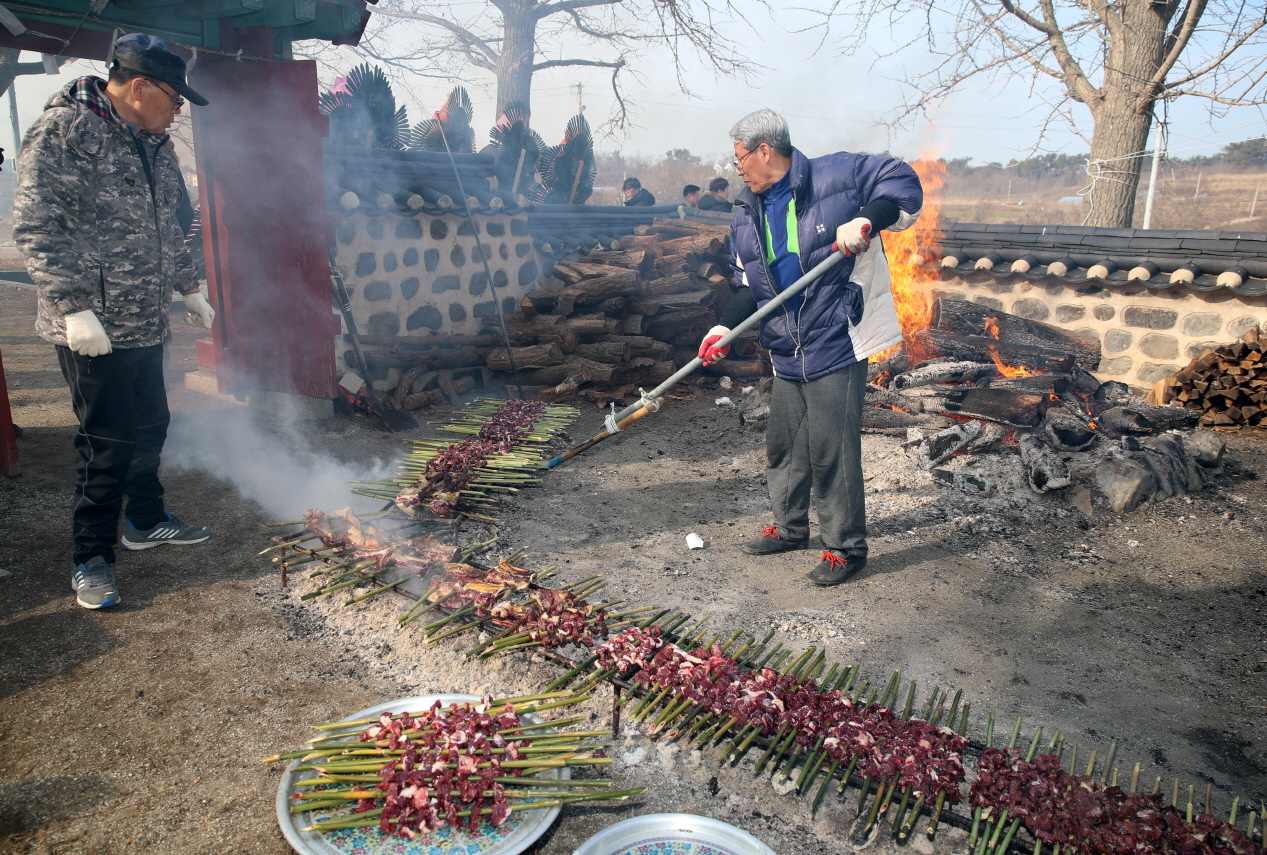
top-left (141, 76), bottom-right (185, 108)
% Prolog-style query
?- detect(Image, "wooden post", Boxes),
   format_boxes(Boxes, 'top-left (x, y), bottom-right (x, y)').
top-left (511, 147), bottom-right (527, 194)
top-left (0, 347), bottom-right (20, 476)
top-left (567, 158), bottom-right (583, 205)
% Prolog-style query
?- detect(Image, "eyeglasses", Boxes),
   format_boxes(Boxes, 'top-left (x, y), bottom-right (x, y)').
top-left (142, 76), bottom-right (185, 108)
top-left (731, 144), bottom-right (763, 174)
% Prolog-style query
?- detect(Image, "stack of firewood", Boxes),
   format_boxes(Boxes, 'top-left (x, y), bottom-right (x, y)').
top-left (1154, 326), bottom-right (1265, 428)
top-left (490, 217), bottom-right (767, 403)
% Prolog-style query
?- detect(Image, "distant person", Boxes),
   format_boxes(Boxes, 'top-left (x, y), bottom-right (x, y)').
top-left (622, 177), bottom-right (656, 207)
top-left (698, 177), bottom-right (733, 212)
top-left (13, 33), bottom-right (216, 610)
top-left (683, 184), bottom-right (702, 207)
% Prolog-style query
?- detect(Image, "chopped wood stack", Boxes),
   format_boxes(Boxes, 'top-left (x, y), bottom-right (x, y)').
top-left (484, 217), bottom-right (767, 404)
top-left (1155, 326), bottom-right (1266, 427)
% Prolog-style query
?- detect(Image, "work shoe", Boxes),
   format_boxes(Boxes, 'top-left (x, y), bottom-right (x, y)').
top-left (120, 512), bottom-right (212, 550)
top-left (70, 556), bottom-right (121, 609)
top-left (740, 525), bottom-right (809, 555)
top-left (806, 550), bottom-right (867, 587)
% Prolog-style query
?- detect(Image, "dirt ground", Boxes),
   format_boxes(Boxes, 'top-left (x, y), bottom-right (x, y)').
top-left (1, 279), bottom-right (1265, 854)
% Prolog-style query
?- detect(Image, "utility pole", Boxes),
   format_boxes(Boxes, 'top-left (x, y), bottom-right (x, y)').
top-left (1141, 122), bottom-right (1165, 229)
top-left (1193, 173), bottom-right (1201, 200)
top-left (573, 82), bottom-right (584, 116)
top-left (1251, 182), bottom-right (1261, 220)
top-left (8, 83), bottom-right (19, 158)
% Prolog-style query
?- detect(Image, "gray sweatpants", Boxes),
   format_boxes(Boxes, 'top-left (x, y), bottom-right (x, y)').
top-left (765, 360), bottom-right (867, 556)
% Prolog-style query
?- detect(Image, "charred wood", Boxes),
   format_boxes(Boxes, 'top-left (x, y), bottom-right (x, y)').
top-left (1017, 431), bottom-right (1071, 492)
top-left (912, 329), bottom-right (1078, 374)
top-left (892, 360), bottom-right (997, 390)
top-left (925, 387), bottom-right (1049, 427)
top-left (933, 298), bottom-right (1102, 370)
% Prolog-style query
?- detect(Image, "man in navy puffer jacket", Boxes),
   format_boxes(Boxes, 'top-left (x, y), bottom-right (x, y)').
top-left (698, 109), bottom-right (922, 586)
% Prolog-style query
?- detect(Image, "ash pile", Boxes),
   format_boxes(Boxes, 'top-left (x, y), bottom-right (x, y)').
top-left (860, 298), bottom-right (1231, 513)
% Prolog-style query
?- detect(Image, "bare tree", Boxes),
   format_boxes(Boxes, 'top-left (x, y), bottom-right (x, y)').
top-left (329, 0), bottom-right (758, 132)
top-left (814, 0), bottom-right (1267, 227)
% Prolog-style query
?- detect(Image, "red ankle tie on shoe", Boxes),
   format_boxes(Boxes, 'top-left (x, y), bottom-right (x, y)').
top-left (820, 551), bottom-right (848, 568)
top-left (761, 526), bottom-right (781, 539)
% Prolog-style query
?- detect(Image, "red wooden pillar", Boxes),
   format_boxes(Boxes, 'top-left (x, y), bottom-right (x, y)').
top-left (0, 348), bottom-right (19, 476)
top-left (189, 44), bottom-right (336, 400)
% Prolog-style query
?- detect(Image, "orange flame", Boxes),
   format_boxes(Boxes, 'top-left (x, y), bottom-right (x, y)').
top-left (871, 153), bottom-right (945, 364)
top-left (982, 315), bottom-right (1035, 378)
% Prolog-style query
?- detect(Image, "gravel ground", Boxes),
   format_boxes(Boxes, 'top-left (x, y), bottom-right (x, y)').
top-left (2, 279), bottom-right (1265, 854)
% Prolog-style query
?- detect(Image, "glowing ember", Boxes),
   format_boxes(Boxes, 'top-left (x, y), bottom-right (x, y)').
top-left (871, 153), bottom-right (945, 364)
top-left (983, 316), bottom-right (1036, 378)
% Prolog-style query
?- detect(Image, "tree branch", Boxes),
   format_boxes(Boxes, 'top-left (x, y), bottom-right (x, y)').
top-left (534, 0), bottom-right (623, 18)
top-left (1151, 0), bottom-right (1211, 88)
top-left (1160, 17), bottom-right (1266, 90)
top-left (371, 8), bottom-right (501, 66)
top-left (532, 57), bottom-right (626, 71)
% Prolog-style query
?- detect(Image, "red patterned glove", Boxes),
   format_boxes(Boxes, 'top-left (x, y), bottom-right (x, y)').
top-left (697, 325), bottom-right (731, 365)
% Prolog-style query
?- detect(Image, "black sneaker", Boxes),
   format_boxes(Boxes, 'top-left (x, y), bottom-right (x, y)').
top-left (806, 551), bottom-right (867, 586)
top-left (740, 526), bottom-right (809, 555)
top-left (120, 512), bottom-right (212, 550)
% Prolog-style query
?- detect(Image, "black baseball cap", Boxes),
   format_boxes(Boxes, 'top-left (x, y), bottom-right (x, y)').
top-left (111, 33), bottom-right (209, 107)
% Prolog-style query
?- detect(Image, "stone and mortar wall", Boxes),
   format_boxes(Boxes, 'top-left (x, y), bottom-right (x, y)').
top-left (932, 274), bottom-right (1266, 390)
top-left (332, 209), bottom-right (542, 387)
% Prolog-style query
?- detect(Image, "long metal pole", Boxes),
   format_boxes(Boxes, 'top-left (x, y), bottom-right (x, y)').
top-left (1141, 123), bottom-right (1164, 229)
top-left (545, 247), bottom-right (848, 468)
top-left (8, 83), bottom-right (19, 156)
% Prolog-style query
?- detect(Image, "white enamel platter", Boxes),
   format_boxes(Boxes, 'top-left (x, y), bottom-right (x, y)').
top-left (276, 693), bottom-right (566, 855)
top-left (573, 813), bottom-right (777, 855)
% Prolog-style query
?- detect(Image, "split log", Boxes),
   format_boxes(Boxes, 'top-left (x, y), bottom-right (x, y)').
top-left (574, 341), bottom-right (632, 364)
top-left (645, 306), bottom-right (716, 340)
top-left (583, 249), bottom-right (655, 274)
top-left (980, 374), bottom-right (1072, 394)
top-left (916, 420), bottom-right (984, 469)
top-left (619, 235), bottom-right (663, 254)
top-left (403, 389), bottom-right (445, 410)
top-left (929, 468), bottom-right (994, 494)
top-left (595, 296), bottom-right (626, 315)
top-left (486, 342), bottom-right (563, 371)
top-left (1042, 409), bottom-right (1098, 450)
top-left (519, 288), bottom-right (577, 317)
top-left (696, 262), bottom-right (726, 278)
top-left (636, 223), bottom-right (695, 239)
top-left (652, 217), bottom-right (730, 235)
top-left (568, 270), bottom-right (640, 305)
top-left (867, 350), bottom-right (913, 382)
top-left (1162, 328), bottom-right (1265, 427)
top-left (557, 315), bottom-right (609, 336)
top-left (625, 298), bottom-right (662, 315)
top-left (932, 299), bottom-right (1101, 371)
top-left (631, 360), bottom-right (678, 385)
top-left (534, 327), bottom-right (581, 353)
top-left (1098, 403), bottom-right (1201, 434)
top-left (963, 421), bottom-right (1010, 454)
top-left (552, 260), bottom-right (626, 284)
top-left (860, 409), bottom-right (954, 430)
top-left (421, 346), bottom-right (497, 370)
top-left (658, 290), bottom-right (716, 309)
top-left (658, 234), bottom-right (725, 256)
top-left (517, 361), bottom-right (592, 387)
top-left (643, 272), bottom-right (700, 298)
top-left (923, 387), bottom-right (1049, 427)
top-left (618, 313), bottom-right (649, 334)
top-left (593, 334), bottom-right (656, 351)
top-left (563, 357), bottom-right (628, 386)
top-left (866, 384), bottom-right (922, 412)
top-left (1017, 431), bottom-right (1071, 492)
top-left (892, 360), bottom-right (997, 390)
top-left (912, 329), bottom-right (1079, 374)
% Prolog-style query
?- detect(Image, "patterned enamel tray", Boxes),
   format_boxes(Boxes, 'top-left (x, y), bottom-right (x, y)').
top-left (276, 693), bottom-right (566, 855)
top-left (573, 814), bottom-right (776, 855)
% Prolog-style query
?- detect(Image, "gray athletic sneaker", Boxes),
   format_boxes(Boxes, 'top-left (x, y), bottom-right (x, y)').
top-left (120, 513), bottom-right (213, 550)
top-left (70, 556), bottom-right (121, 609)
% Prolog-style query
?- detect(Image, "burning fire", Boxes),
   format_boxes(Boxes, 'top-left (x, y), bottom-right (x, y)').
top-left (983, 316), bottom-right (1035, 378)
top-left (871, 153), bottom-right (945, 364)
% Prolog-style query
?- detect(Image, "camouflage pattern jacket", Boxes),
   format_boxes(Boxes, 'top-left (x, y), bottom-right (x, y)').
top-left (14, 77), bottom-right (199, 349)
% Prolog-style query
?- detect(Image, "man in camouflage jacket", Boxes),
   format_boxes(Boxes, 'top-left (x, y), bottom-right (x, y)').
top-left (14, 33), bottom-right (215, 610)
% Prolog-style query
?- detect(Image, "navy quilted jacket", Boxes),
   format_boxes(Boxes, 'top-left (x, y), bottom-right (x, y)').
top-left (730, 147), bottom-right (923, 382)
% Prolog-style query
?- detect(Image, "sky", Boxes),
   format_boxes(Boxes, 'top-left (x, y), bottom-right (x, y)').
top-left (4, 3), bottom-right (1264, 170)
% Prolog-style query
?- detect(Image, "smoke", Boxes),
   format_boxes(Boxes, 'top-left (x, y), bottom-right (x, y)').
top-left (164, 402), bottom-right (401, 521)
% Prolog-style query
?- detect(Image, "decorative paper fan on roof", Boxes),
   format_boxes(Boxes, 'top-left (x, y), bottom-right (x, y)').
top-left (538, 114), bottom-right (596, 204)
top-left (318, 64), bottom-right (408, 149)
top-left (489, 104), bottom-right (546, 196)
top-left (410, 87), bottom-right (475, 152)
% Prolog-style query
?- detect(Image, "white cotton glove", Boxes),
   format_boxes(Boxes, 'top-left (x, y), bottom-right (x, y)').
top-left (64, 309), bottom-right (112, 356)
top-left (697, 325), bottom-right (731, 365)
top-left (835, 217), bottom-right (872, 258)
top-left (183, 281), bottom-right (216, 330)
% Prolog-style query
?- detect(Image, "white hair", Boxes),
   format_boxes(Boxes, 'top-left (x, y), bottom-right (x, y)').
top-left (729, 109), bottom-right (792, 156)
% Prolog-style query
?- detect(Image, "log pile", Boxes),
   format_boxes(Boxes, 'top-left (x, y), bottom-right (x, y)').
top-left (502, 218), bottom-right (766, 404)
top-left (353, 217), bottom-right (763, 408)
top-left (865, 299), bottom-right (1220, 512)
top-left (1154, 327), bottom-right (1266, 428)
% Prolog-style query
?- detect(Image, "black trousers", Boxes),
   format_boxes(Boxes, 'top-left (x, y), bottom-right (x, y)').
top-left (57, 344), bottom-right (170, 564)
